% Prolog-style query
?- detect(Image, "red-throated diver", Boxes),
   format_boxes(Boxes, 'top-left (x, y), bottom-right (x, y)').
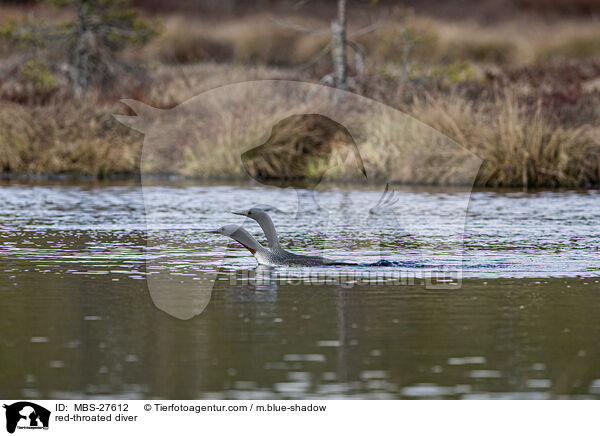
top-left (231, 208), bottom-right (355, 266)
top-left (208, 225), bottom-right (282, 266)
top-left (233, 208), bottom-right (285, 254)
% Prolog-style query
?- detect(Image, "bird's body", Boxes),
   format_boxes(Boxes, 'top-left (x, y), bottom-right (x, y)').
top-left (277, 254), bottom-right (353, 267)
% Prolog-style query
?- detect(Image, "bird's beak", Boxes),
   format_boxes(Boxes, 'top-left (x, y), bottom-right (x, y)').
top-left (231, 210), bottom-right (246, 216)
top-left (204, 229), bottom-right (219, 234)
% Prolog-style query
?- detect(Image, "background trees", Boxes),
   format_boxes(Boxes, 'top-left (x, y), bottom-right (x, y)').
top-left (0, 0), bottom-right (156, 97)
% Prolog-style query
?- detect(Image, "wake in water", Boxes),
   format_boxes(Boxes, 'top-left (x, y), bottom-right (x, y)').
top-left (344, 260), bottom-right (509, 269)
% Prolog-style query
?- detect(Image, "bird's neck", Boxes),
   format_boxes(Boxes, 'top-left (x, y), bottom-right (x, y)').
top-left (231, 229), bottom-right (269, 256)
top-left (257, 215), bottom-right (282, 250)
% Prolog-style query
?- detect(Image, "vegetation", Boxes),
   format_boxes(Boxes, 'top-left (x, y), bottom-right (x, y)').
top-left (0, 0), bottom-right (156, 99)
top-left (0, 1), bottom-right (599, 188)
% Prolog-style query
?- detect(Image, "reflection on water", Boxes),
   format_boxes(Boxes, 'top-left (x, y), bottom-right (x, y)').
top-left (0, 182), bottom-right (599, 399)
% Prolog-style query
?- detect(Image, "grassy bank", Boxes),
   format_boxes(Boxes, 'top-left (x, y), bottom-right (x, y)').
top-left (1, 6), bottom-right (599, 188)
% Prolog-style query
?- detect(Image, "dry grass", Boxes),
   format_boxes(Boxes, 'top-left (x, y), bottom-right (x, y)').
top-left (148, 15), bottom-right (327, 67)
top-left (411, 94), bottom-right (600, 188)
top-left (143, 62), bottom-right (300, 107)
top-left (145, 13), bottom-right (600, 72)
top-left (2, 6), bottom-right (600, 187)
top-left (0, 100), bottom-right (140, 177)
top-left (536, 32), bottom-right (600, 63)
top-left (2, 61), bottom-right (600, 187)
top-left (4, 6), bottom-right (600, 70)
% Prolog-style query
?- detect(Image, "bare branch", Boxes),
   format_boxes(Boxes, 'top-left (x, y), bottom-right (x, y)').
top-left (268, 15), bottom-right (329, 35)
top-left (348, 20), bottom-right (381, 39)
top-left (292, 0), bottom-right (309, 10)
top-left (296, 41), bottom-right (332, 71)
top-left (319, 73), bottom-right (335, 85)
top-left (347, 40), bottom-right (364, 78)
top-left (305, 73), bottom-right (335, 100)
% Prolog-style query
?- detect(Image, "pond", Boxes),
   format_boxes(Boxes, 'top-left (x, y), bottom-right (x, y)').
top-left (0, 182), bottom-right (599, 399)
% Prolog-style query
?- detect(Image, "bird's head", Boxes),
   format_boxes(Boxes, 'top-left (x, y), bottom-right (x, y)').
top-left (206, 225), bottom-right (240, 237)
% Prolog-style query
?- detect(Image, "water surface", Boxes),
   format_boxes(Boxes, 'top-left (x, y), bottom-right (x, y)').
top-left (1, 182), bottom-right (599, 399)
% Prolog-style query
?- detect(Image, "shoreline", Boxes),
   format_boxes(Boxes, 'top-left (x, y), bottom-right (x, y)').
top-left (1, 173), bottom-right (598, 194)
